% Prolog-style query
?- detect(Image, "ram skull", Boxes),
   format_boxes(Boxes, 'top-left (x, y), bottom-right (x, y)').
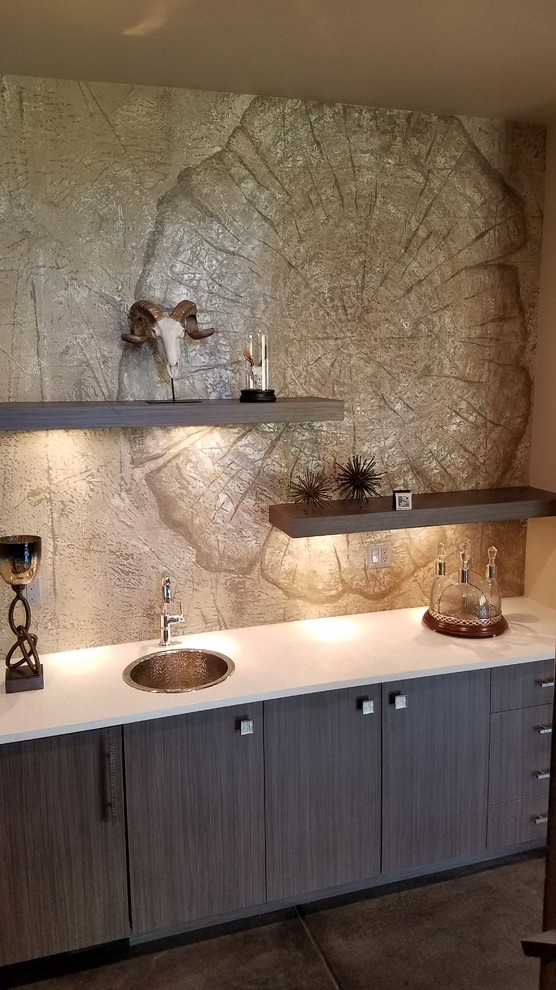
top-left (121, 299), bottom-right (214, 379)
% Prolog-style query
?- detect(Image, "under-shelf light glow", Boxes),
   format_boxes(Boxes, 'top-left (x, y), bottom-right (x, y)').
top-left (299, 616), bottom-right (360, 643)
top-left (50, 648), bottom-right (107, 677)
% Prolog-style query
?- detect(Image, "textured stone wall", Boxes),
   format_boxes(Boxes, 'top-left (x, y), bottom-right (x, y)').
top-left (0, 76), bottom-right (545, 652)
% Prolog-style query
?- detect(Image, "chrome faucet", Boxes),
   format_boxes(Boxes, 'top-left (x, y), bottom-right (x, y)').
top-left (160, 574), bottom-right (185, 646)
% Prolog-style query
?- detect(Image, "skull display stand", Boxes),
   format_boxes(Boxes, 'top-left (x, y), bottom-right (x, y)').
top-left (121, 299), bottom-right (214, 402)
top-left (147, 378), bottom-right (202, 404)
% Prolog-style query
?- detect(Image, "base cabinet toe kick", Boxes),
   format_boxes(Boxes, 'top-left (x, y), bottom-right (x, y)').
top-left (0, 658), bottom-right (553, 966)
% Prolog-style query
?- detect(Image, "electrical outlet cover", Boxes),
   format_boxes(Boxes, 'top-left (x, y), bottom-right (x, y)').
top-left (23, 578), bottom-right (41, 606)
top-left (367, 543), bottom-right (392, 568)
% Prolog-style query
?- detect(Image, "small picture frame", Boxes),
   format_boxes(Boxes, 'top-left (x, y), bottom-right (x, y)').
top-left (393, 490), bottom-right (412, 510)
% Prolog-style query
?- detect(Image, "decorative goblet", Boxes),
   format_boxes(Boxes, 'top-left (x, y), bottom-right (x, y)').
top-left (0, 535), bottom-right (44, 692)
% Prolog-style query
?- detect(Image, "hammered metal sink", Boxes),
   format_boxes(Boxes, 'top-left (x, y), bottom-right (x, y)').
top-left (123, 648), bottom-right (235, 693)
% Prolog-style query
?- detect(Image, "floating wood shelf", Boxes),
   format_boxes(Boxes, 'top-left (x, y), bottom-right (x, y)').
top-left (0, 397), bottom-right (344, 432)
top-left (521, 931), bottom-right (556, 961)
top-left (269, 486), bottom-right (556, 538)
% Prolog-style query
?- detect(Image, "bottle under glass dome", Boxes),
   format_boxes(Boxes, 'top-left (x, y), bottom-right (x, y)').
top-left (423, 543), bottom-right (508, 638)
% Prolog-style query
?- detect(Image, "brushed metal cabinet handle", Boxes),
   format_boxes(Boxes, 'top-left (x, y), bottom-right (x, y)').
top-left (536, 725), bottom-right (553, 734)
top-left (534, 815), bottom-right (549, 825)
top-left (361, 699), bottom-right (375, 715)
top-left (106, 742), bottom-right (118, 824)
top-left (537, 678), bottom-right (555, 689)
top-left (535, 769), bottom-right (551, 780)
top-left (240, 719), bottom-right (254, 736)
top-left (389, 691), bottom-right (407, 710)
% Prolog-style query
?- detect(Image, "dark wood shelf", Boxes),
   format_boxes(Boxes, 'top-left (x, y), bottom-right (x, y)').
top-left (0, 397), bottom-right (344, 432)
top-left (521, 931), bottom-right (556, 961)
top-left (269, 486), bottom-right (556, 538)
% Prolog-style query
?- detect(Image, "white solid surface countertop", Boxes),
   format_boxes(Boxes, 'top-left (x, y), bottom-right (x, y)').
top-left (1, 596), bottom-right (555, 744)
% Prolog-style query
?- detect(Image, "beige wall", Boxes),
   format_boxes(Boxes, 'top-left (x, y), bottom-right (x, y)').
top-left (525, 124), bottom-right (556, 607)
top-left (0, 77), bottom-right (545, 652)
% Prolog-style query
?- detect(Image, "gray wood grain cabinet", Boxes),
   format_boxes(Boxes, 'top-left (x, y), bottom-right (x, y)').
top-left (488, 658), bottom-right (555, 849)
top-left (2, 658), bottom-right (554, 966)
top-left (0, 727), bottom-right (128, 967)
top-left (382, 670), bottom-right (491, 874)
top-left (124, 704), bottom-right (265, 936)
top-left (264, 686), bottom-right (382, 901)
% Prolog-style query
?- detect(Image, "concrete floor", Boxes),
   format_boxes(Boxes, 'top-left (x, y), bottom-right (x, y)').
top-left (1, 855), bottom-right (544, 990)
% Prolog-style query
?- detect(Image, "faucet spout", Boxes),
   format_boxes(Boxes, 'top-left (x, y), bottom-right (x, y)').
top-left (162, 573), bottom-right (172, 605)
top-left (159, 574), bottom-right (185, 646)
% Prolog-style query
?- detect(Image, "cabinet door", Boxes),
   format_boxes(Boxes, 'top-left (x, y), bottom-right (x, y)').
top-left (124, 705), bottom-right (265, 935)
top-left (265, 687), bottom-right (381, 901)
top-left (0, 727), bottom-right (128, 966)
top-left (382, 670), bottom-right (490, 874)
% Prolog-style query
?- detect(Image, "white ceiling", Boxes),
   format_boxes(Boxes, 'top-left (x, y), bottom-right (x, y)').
top-left (2, 0), bottom-right (556, 122)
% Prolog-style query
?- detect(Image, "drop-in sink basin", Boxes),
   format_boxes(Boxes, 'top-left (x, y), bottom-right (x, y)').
top-left (123, 648), bottom-right (235, 693)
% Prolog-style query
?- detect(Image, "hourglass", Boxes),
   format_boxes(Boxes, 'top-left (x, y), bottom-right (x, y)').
top-left (240, 331), bottom-right (276, 402)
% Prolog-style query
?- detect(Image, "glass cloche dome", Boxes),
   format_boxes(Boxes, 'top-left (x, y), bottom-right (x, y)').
top-left (423, 543), bottom-right (508, 638)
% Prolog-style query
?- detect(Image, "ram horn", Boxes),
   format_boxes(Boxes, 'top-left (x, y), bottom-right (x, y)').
top-left (121, 300), bottom-right (165, 345)
top-left (170, 299), bottom-right (215, 340)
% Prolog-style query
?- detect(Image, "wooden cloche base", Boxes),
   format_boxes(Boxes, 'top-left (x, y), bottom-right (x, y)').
top-left (422, 609), bottom-right (508, 638)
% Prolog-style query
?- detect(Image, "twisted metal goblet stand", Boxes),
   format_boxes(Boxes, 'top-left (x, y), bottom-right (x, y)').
top-left (5, 584), bottom-right (43, 692)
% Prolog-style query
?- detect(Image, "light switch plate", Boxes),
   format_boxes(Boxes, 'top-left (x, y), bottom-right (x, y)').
top-left (367, 543), bottom-right (392, 568)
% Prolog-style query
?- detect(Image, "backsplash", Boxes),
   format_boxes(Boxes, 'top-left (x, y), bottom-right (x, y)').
top-left (0, 76), bottom-right (545, 652)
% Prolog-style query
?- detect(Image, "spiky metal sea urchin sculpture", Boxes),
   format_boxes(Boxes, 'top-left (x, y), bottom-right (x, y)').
top-left (336, 455), bottom-right (382, 502)
top-left (289, 469), bottom-right (332, 511)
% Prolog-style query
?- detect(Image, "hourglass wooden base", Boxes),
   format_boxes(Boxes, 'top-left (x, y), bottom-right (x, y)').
top-left (423, 608), bottom-right (508, 638)
top-left (239, 389), bottom-right (276, 402)
top-left (5, 586), bottom-right (44, 693)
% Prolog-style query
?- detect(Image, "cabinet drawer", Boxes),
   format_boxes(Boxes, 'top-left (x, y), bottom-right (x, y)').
top-left (489, 755), bottom-right (550, 805)
top-left (489, 704), bottom-right (552, 805)
top-left (490, 704), bottom-right (553, 761)
top-left (491, 659), bottom-right (555, 712)
top-left (487, 797), bottom-right (548, 849)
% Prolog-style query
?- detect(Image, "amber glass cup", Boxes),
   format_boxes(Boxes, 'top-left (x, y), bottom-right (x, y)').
top-left (0, 535), bottom-right (41, 588)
